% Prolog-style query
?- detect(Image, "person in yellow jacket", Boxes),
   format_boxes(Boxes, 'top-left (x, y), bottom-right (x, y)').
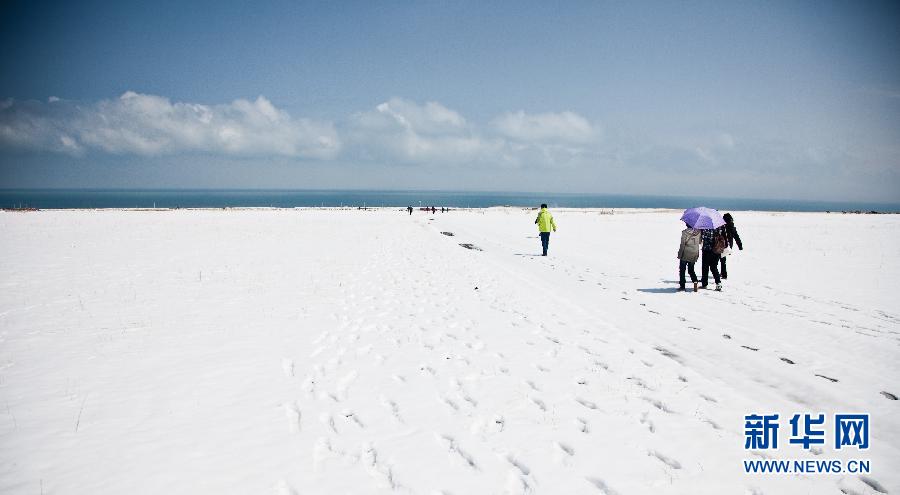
top-left (534, 203), bottom-right (557, 256)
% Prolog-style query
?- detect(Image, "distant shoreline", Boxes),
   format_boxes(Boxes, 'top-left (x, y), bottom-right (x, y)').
top-left (3, 206), bottom-right (898, 215)
top-left (1, 189), bottom-right (898, 213)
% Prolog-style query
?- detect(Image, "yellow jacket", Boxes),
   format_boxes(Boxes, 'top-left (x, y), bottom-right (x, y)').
top-left (535, 208), bottom-right (557, 233)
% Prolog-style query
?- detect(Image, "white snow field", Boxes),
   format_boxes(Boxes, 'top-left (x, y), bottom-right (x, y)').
top-left (1, 208), bottom-right (898, 495)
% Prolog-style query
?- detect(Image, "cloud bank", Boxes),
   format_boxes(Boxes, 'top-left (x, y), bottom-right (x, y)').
top-left (0, 93), bottom-right (600, 168)
top-left (0, 92), bottom-right (340, 158)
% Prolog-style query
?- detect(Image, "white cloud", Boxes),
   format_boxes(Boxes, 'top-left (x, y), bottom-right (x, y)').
top-left (0, 92), bottom-right (340, 158)
top-left (346, 99), bottom-right (600, 168)
top-left (372, 98), bottom-right (467, 134)
top-left (1, 93), bottom-right (603, 169)
top-left (492, 110), bottom-right (596, 143)
top-left (347, 97), bottom-right (502, 165)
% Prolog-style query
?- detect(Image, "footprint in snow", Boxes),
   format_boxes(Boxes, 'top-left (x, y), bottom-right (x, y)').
top-left (648, 450), bottom-right (682, 469)
top-left (654, 346), bottom-right (683, 364)
top-left (319, 412), bottom-right (338, 434)
top-left (881, 391), bottom-right (898, 400)
top-left (281, 358), bottom-right (294, 378)
top-left (337, 409), bottom-right (363, 428)
top-left (553, 441), bottom-right (575, 462)
top-left (380, 396), bottom-right (404, 423)
top-left (643, 397), bottom-right (674, 413)
top-left (435, 433), bottom-right (478, 470)
top-left (505, 453), bottom-right (531, 476)
top-left (361, 443), bottom-right (397, 489)
top-left (701, 417), bottom-right (721, 430)
top-left (274, 480), bottom-right (298, 495)
top-left (284, 402), bottom-right (301, 433)
top-left (585, 477), bottom-right (620, 495)
top-left (505, 470), bottom-right (532, 494)
top-left (858, 475), bottom-right (889, 494)
top-left (439, 395), bottom-right (461, 412)
top-left (627, 376), bottom-right (653, 391)
top-left (576, 417), bottom-right (590, 433)
top-left (780, 357), bottom-right (795, 364)
top-left (460, 393), bottom-right (478, 408)
top-left (335, 370), bottom-right (359, 400)
top-left (640, 411), bottom-right (655, 433)
top-left (592, 360), bottom-right (610, 372)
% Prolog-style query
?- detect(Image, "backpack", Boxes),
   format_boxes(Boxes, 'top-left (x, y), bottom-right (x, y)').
top-left (713, 230), bottom-right (727, 254)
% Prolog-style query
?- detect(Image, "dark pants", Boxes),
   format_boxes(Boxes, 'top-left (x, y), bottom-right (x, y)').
top-left (540, 232), bottom-right (550, 255)
top-left (679, 260), bottom-right (697, 288)
top-left (719, 256), bottom-right (727, 279)
top-left (701, 250), bottom-right (721, 286)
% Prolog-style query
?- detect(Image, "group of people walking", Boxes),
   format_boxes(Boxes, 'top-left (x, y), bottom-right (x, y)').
top-left (409, 202), bottom-right (742, 293)
top-left (531, 204), bottom-right (743, 292)
top-left (407, 205), bottom-right (448, 215)
top-left (677, 213), bottom-right (743, 292)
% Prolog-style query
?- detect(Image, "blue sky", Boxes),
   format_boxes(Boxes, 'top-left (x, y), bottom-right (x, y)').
top-left (1, 0), bottom-right (898, 201)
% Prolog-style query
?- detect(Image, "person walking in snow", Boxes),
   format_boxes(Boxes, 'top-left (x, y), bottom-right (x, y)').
top-left (700, 225), bottom-right (726, 291)
top-left (719, 213), bottom-right (743, 279)
top-left (407, 205), bottom-right (413, 215)
top-left (677, 222), bottom-right (701, 292)
top-left (534, 204), bottom-right (557, 256)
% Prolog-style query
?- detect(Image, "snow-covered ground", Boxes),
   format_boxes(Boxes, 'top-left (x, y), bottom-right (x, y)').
top-left (1, 208), bottom-right (897, 494)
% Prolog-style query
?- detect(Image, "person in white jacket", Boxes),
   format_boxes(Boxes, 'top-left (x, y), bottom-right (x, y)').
top-left (677, 222), bottom-right (701, 292)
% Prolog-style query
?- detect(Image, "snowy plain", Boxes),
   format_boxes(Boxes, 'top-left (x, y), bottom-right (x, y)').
top-left (0, 208), bottom-right (898, 494)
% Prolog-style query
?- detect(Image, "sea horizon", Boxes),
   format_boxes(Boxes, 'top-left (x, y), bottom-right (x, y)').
top-left (1, 188), bottom-right (898, 213)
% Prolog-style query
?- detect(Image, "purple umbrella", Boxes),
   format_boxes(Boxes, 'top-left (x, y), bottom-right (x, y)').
top-left (680, 207), bottom-right (725, 229)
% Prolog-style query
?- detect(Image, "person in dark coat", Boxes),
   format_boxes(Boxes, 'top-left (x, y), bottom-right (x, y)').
top-left (700, 225), bottom-right (726, 291)
top-left (719, 213), bottom-right (743, 279)
top-left (407, 205), bottom-right (413, 215)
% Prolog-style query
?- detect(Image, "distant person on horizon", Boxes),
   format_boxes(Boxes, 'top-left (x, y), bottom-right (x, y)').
top-left (431, 206), bottom-right (436, 214)
top-left (407, 205), bottom-right (413, 215)
top-left (700, 225), bottom-right (727, 291)
top-left (534, 204), bottom-right (557, 256)
top-left (677, 221), bottom-right (701, 292)
top-left (719, 213), bottom-right (743, 279)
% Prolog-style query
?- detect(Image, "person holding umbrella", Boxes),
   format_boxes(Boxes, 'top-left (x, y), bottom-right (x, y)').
top-left (700, 225), bottom-right (726, 291)
top-left (680, 207), bottom-right (726, 291)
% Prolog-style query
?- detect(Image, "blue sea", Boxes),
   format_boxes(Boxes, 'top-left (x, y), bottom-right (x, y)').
top-left (1, 189), bottom-right (897, 212)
